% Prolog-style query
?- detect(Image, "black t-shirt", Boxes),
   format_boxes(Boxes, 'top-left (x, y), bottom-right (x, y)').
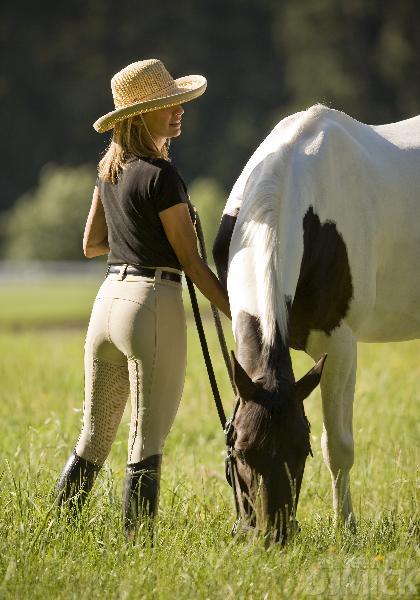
top-left (97, 157), bottom-right (189, 270)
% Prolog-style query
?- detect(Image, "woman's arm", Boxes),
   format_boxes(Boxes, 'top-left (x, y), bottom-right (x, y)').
top-left (83, 186), bottom-right (110, 258)
top-left (159, 203), bottom-right (231, 319)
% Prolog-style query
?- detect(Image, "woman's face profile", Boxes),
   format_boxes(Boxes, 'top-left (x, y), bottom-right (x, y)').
top-left (143, 104), bottom-right (185, 140)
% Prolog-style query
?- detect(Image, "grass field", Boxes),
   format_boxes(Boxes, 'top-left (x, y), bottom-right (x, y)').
top-left (0, 279), bottom-right (418, 598)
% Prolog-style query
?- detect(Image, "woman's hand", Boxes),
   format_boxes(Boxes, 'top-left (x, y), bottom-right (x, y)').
top-left (83, 186), bottom-right (110, 258)
top-left (159, 203), bottom-right (231, 319)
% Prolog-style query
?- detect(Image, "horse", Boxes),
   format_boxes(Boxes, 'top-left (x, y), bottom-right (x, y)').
top-left (213, 104), bottom-right (420, 543)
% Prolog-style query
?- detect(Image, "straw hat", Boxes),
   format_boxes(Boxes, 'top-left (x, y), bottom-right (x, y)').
top-left (93, 59), bottom-right (207, 133)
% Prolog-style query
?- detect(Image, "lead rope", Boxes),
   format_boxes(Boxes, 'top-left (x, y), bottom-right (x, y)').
top-left (185, 201), bottom-right (242, 524)
top-left (185, 273), bottom-right (226, 427)
top-left (184, 201), bottom-right (231, 427)
top-left (185, 201), bottom-right (236, 407)
top-left (188, 202), bottom-right (236, 396)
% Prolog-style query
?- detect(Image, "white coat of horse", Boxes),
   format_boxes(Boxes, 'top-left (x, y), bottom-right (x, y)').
top-left (216, 104), bottom-right (420, 526)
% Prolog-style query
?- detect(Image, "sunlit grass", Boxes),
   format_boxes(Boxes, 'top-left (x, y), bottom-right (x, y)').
top-left (0, 282), bottom-right (418, 598)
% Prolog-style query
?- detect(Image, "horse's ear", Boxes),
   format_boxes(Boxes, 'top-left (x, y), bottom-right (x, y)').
top-left (230, 351), bottom-right (256, 401)
top-left (295, 354), bottom-right (327, 402)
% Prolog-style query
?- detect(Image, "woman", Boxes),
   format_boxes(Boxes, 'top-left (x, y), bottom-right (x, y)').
top-left (55, 59), bottom-right (230, 536)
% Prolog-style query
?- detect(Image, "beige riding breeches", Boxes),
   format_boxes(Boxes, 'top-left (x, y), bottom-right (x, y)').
top-left (75, 267), bottom-right (186, 466)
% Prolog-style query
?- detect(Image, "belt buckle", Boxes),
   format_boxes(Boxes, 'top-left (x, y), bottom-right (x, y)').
top-left (117, 264), bottom-right (128, 280)
top-left (161, 271), bottom-right (171, 282)
top-left (161, 271), bottom-right (181, 284)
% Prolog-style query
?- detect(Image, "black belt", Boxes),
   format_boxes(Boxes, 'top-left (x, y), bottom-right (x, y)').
top-left (106, 265), bottom-right (182, 283)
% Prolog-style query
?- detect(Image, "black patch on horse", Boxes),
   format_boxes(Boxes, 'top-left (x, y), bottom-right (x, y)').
top-left (289, 206), bottom-right (353, 350)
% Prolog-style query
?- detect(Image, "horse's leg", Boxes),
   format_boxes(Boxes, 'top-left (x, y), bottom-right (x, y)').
top-left (306, 324), bottom-right (356, 530)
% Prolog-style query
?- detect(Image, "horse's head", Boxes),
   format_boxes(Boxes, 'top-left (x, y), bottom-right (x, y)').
top-left (228, 350), bottom-right (326, 544)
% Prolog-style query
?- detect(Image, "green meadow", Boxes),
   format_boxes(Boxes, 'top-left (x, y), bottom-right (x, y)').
top-left (0, 277), bottom-right (418, 598)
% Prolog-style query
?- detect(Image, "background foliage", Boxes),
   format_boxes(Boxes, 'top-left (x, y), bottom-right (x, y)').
top-left (1, 1), bottom-right (420, 258)
top-left (3, 165), bottom-right (95, 260)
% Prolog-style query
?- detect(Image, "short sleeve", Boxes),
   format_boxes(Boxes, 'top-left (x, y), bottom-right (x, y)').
top-left (153, 162), bottom-right (189, 213)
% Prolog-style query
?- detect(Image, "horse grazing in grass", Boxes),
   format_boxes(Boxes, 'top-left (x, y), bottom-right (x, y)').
top-left (213, 104), bottom-right (420, 542)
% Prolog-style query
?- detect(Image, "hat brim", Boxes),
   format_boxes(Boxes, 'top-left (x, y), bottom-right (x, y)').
top-left (93, 75), bottom-right (207, 133)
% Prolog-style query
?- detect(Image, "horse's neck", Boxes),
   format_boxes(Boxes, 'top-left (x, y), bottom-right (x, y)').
top-left (235, 310), bottom-right (294, 390)
top-left (264, 331), bottom-right (295, 392)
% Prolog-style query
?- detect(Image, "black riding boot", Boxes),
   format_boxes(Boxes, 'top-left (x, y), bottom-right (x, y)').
top-left (55, 451), bottom-right (100, 514)
top-left (123, 454), bottom-right (162, 538)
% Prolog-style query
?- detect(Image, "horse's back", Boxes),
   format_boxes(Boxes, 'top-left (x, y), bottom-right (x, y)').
top-left (286, 107), bottom-right (420, 340)
top-left (227, 105), bottom-right (420, 220)
top-left (226, 105), bottom-right (420, 345)
top-left (299, 107), bottom-right (420, 340)
top-left (292, 106), bottom-right (420, 248)
top-left (372, 114), bottom-right (420, 151)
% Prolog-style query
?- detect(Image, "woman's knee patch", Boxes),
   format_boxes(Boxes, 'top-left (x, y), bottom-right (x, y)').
top-left (76, 358), bottom-right (130, 465)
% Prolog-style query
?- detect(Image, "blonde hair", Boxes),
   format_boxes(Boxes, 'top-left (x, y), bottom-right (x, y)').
top-left (98, 116), bottom-right (170, 183)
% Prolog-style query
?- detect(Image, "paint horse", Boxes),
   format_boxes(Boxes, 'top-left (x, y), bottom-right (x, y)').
top-left (213, 104), bottom-right (420, 542)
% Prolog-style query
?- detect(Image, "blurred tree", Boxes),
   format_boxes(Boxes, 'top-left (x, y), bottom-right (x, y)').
top-left (1, 0), bottom-right (419, 219)
top-left (188, 177), bottom-right (227, 259)
top-left (271, 0), bottom-right (420, 124)
top-left (0, 0), bottom-right (283, 213)
top-left (3, 165), bottom-right (95, 260)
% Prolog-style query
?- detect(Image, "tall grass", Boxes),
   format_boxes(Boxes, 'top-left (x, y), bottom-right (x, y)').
top-left (0, 288), bottom-right (418, 598)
